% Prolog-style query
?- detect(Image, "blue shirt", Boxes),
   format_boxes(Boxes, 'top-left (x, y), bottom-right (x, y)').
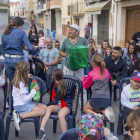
top-left (39, 47), bottom-right (60, 67)
top-left (1, 28), bottom-right (35, 56)
top-left (23, 50), bottom-right (31, 61)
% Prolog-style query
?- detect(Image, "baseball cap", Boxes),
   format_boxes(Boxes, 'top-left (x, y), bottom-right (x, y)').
top-left (131, 72), bottom-right (140, 81)
top-left (76, 113), bottom-right (104, 140)
top-left (70, 24), bottom-right (81, 32)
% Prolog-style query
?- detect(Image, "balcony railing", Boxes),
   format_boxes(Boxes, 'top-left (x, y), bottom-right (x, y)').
top-left (68, 2), bottom-right (85, 15)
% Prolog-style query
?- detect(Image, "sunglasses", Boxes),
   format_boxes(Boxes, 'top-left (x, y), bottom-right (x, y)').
top-left (129, 127), bottom-right (138, 135)
top-left (55, 45), bottom-right (60, 46)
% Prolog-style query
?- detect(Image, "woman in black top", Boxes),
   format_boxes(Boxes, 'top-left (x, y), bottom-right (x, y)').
top-left (28, 25), bottom-right (39, 48)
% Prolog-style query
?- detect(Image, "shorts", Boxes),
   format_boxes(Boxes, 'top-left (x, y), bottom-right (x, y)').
top-left (14, 101), bottom-right (38, 114)
top-left (89, 98), bottom-right (110, 110)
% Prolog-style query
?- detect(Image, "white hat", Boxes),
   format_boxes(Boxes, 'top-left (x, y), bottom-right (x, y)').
top-left (70, 24), bottom-right (81, 32)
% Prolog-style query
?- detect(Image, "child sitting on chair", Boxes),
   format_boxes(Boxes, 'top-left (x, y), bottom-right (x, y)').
top-left (82, 53), bottom-right (115, 123)
top-left (36, 68), bottom-right (72, 140)
top-left (121, 72), bottom-right (140, 140)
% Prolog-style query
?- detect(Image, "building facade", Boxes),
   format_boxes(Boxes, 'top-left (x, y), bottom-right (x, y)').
top-left (116, 0), bottom-right (140, 48)
top-left (10, 1), bottom-right (20, 16)
top-left (0, 0), bottom-right (10, 26)
top-left (25, 0), bottom-right (34, 23)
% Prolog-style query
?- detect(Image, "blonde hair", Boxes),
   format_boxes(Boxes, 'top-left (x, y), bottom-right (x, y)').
top-left (12, 60), bottom-right (30, 89)
top-left (127, 108), bottom-right (140, 133)
top-left (92, 53), bottom-right (105, 77)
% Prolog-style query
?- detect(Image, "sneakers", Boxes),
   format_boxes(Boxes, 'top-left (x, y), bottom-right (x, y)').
top-left (36, 130), bottom-right (46, 140)
top-left (6, 101), bottom-right (9, 109)
top-left (105, 106), bottom-right (115, 123)
top-left (13, 110), bottom-right (23, 131)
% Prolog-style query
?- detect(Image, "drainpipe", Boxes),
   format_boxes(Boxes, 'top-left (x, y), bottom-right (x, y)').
top-left (114, 0), bottom-right (118, 46)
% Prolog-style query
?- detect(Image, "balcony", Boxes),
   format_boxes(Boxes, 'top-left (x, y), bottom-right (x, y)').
top-left (41, 3), bottom-right (47, 11)
top-left (68, 2), bottom-right (85, 16)
top-left (50, 0), bottom-right (61, 9)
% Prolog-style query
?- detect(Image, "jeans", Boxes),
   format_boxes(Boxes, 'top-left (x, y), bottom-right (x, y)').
top-left (85, 35), bottom-right (90, 40)
top-left (4, 56), bottom-right (24, 83)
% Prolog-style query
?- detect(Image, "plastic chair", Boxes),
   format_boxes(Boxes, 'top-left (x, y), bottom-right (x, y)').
top-left (32, 57), bottom-right (48, 94)
top-left (49, 75), bottom-right (82, 133)
top-left (59, 128), bottom-right (122, 140)
top-left (0, 82), bottom-right (7, 140)
top-left (86, 81), bottom-right (114, 132)
top-left (5, 76), bottom-right (45, 140)
top-left (117, 77), bottom-right (130, 136)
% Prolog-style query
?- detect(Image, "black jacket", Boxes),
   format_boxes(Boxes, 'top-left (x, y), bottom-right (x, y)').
top-left (47, 84), bottom-right (72, 110)
top-left (104, 56), bottom-right (127, 82)
top-left (28, 34), bottom-right (39, 46)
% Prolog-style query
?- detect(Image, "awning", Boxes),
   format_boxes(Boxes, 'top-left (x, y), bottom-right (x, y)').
top-left (85, 0), bottom-right (110, 15)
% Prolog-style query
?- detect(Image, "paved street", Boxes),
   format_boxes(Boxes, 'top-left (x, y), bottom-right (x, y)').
top-left (0, 21), bottom-right (122, 140)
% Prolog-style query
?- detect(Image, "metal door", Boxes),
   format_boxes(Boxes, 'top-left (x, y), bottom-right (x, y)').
top-left (97, 10), bottom-right (109, 45)
top-left (0, 12), bottom-right (6, 26)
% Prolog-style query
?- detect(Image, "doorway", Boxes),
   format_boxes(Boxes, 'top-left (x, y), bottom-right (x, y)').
top-left (126, 6), bottom-right (140, 42)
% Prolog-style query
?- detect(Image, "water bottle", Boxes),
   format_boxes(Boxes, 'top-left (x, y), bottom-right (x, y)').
top-left (32, 64), bottom-right (35, 70)
top-left (58, 101), bottom-right (61, 112)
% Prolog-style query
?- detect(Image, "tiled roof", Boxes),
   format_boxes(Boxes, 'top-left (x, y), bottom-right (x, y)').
top-left (10, 1), bottom-right (20, 7)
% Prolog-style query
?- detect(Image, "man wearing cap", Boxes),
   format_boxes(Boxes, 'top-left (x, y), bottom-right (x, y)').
top-left (59, 24), bottom-right (88, 106)
top-left (76, 113), bottom-right (118, 140)
top-left (121, 71), bottom-right (140, 139)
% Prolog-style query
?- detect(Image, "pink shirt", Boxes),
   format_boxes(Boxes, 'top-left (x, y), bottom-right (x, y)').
top-left (82, 67), bottom-right (112, 90)
top-left (39, 37), bottom-right (45, 47)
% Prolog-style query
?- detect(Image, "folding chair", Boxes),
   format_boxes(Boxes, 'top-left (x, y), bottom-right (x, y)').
top-left (117, 77), bottom-right (130, 136)
top-left (0, 75), bottom-right (8, 140)
top-left (49, 75), bottom-right (82, 133)
top-left (5, 76), bottom-right (44, 140)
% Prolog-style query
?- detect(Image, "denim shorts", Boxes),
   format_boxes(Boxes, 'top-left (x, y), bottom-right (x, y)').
top-left (89, 98), bottom-right (110, 110)
top-left (14, 101), bottom-right (37, 114)
top-left (4, 56), bottom-right (24, 82)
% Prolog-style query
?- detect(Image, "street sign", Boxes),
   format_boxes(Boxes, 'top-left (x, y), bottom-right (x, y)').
top-left (41, 19), bottom-right (44, 24)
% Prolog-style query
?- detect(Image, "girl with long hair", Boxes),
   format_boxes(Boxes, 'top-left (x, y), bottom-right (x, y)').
top-left (1, 17), bottom-right (35, 83)
top-left (36, 68), bottom-right (72, 140)
top-left (122, 43), bottom-right (138, 76)
top-left (28, 25), bottom-right (39, 49)
top-left (82, 53), bottom-right (115, 123)
top-left (122, 43), bottom-right (138, 65)
top-left (12, 61), bottom-right (47, 131)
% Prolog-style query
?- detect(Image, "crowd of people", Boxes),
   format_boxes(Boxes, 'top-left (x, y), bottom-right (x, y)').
top-left (1, 16), bottom-right (140, 140)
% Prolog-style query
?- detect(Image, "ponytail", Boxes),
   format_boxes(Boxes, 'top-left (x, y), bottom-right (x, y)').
top-left (57, 80), bottom-right (67, 100)
top-left (92, 53), bottom-right (105, 77)
top-left (4, 17), bottom-right (24, 35)
top-left (99, 61), bottom-right (105, 77)
top-left (4, 24), bottom-right (13, 35)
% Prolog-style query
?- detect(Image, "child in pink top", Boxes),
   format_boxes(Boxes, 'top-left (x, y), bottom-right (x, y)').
top-left (38, 30), bottom-right (45, 50)
top-left (82, 53), bottom-right (115, 123)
